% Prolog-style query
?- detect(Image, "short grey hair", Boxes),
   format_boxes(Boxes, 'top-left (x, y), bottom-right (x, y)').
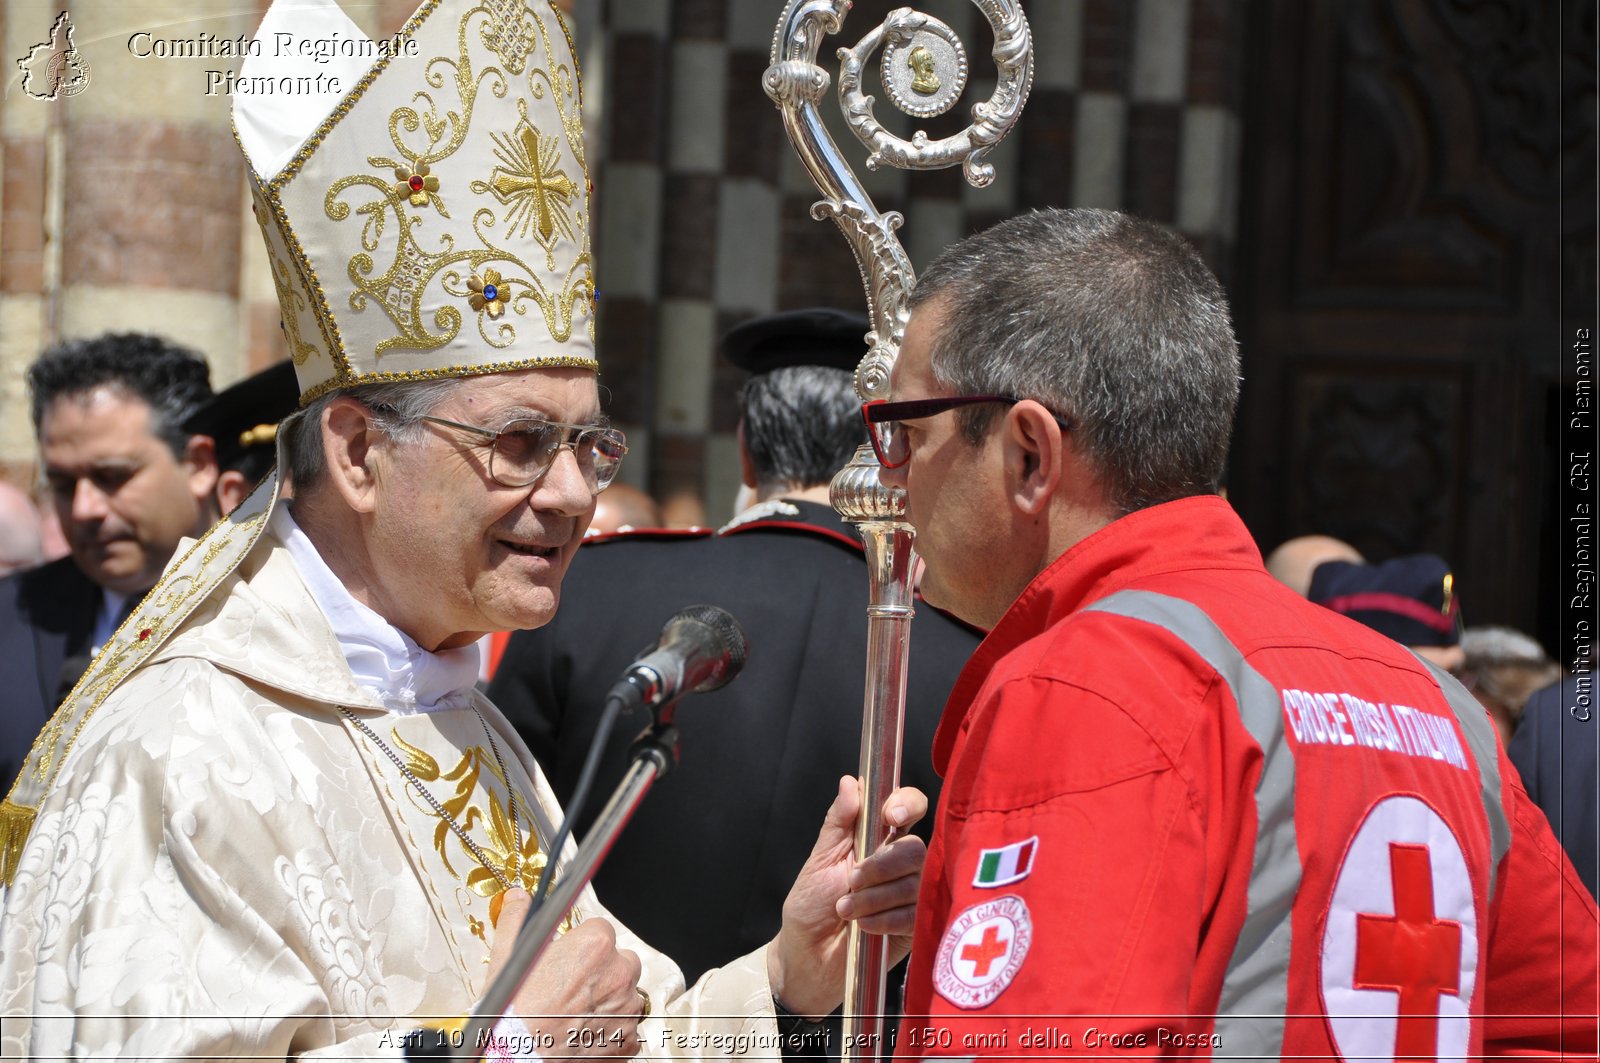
top-left (740, 365), bottom-right (863, 491)
top-left (1459, 625), bottom-right (1563, 720)
top-left (909, 208), bottom-right (1240, 515)
top-left (1461, 625), bottom-right (1552, 668)
top-left (282, 378), bottom-right (465, 489)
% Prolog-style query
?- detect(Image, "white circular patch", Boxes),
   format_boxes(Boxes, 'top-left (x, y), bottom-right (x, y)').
top-left (933, 894), bottom-right (1032, 1009)
top-left (1321, 794), bottom-right (1478, 1063)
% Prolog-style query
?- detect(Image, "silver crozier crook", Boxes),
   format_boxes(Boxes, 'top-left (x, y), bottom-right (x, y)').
top-left (763, 4), bottom-right (1033, 1058)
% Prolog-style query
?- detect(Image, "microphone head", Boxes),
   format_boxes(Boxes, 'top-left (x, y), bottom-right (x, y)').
top-left (667, 604), bottom-right (748, 693)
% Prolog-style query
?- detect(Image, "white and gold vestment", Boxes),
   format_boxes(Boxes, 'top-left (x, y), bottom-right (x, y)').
top-left (0, 517), bottom-right (775, 1058)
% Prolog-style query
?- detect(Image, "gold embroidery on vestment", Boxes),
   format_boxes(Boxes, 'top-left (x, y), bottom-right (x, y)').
top-left (388, 727), bottom-right (549, 895)
top-left (1, 502), bottom-right (272, 883)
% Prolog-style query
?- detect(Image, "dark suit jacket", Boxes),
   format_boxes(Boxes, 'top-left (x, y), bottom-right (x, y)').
top-left (489, 500), bottom-right (983, 986)
top-left (0, 557), bottom-right (101, 789)
top-left (1508, 675), bottom-right (1599, 900)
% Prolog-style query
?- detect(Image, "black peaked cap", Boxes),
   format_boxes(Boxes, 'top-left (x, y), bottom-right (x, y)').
top-left (721, 307), bottom-right (871, 375)
top-left (183, 360), bottom-right (299, 471)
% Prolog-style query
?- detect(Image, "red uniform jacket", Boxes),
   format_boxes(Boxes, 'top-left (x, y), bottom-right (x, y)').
top-left (899, 497), bottom-right (1597, 1060)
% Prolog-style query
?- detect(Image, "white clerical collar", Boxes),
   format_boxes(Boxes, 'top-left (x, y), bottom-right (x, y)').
top-left (273, 505), bottom-right (480, 714)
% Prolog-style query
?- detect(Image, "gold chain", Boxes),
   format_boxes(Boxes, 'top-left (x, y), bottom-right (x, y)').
top-left (339, 706), bottom-right (529, 892)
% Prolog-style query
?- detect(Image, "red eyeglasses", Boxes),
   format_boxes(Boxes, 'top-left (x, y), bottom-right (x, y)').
top-left (861, 396), bottom-right (1070, 468)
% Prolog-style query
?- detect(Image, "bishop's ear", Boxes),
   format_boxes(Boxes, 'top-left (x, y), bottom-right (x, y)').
top-left (320, 397), bottom-right (382, 513)
top-left (1004, 400), bottom-right (1064, 515)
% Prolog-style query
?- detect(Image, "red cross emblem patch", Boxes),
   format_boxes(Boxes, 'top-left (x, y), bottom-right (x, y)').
top-left (934, 895), bottom-right (1032, 1008)
top-left (1321, 794), bottom-right (1478, 1062)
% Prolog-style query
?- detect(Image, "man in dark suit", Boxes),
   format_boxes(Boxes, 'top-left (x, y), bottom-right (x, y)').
top-left (489, 308), bottom-right (981, 996)
top-left (0, 334), bottom-right (218, 788)
top-left (1509, 674), bottom-right (1599, 900)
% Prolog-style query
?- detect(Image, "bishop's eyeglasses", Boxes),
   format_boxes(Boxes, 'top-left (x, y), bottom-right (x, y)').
top-left (398, 410), bottom-right (628, 493)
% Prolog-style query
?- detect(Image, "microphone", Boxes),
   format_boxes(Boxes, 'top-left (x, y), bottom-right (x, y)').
top-left (607, 605), bottom-right (749, 716)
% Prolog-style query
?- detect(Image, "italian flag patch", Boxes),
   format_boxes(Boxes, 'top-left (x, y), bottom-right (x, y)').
top-left (972, 836), bottom-right (1038, 888)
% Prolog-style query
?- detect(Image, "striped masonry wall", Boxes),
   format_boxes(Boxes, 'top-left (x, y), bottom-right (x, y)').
top-left (593, 0), bottom-right (1248, 525)
top-left (0, 0), bottom-right (1247, 530)
top-left (0, 0), bottom-right (439, 493)
top-left (1, 0), bottom-right (262, 493)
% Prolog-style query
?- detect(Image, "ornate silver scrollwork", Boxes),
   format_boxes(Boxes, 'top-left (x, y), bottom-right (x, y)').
top-left (843, 4), bottom-right (1033, 185)
top-left (806, 200), bottom-right (910, 399)
top-left (764, 0), bottom-right (1033, 402)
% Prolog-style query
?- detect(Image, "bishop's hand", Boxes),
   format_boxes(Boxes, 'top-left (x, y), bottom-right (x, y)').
top-left (487, 891), bottom-right (646, 1060)
top-left (766, 776), bottom-right (929, 1019)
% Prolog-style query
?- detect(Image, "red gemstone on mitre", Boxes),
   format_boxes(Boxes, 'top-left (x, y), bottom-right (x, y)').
top-left (138, 628), bottom-right (152, 641)
top-left (409, 175), bottom-right (425, 192)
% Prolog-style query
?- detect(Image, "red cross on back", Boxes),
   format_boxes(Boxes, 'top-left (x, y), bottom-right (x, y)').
top-left (1354, 843), bottom-right (1464, 1060)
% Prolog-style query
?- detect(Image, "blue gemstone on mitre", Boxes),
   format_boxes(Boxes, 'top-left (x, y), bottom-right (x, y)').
top-left (483, 284), bottom-right (499, 301)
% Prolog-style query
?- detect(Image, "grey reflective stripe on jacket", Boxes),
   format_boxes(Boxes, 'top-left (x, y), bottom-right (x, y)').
top-left (1410, 653), bottom-right (1513, 895)
top-left (1084, 591), bottom-right (1298, 1056)
top-left (1083, 590), bottom-right (1510, 1057)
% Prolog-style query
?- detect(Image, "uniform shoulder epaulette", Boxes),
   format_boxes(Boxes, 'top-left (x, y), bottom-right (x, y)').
top-left (580, 526), bottom-right (713, 546)
top-left (717, 498), bottom-right (804, 532)
top-left (720, 518), bottom-right (862, 553)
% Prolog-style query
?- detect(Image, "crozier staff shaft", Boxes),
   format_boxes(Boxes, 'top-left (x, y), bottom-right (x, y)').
top-left (764, 2), bottom-right (1033, 1057)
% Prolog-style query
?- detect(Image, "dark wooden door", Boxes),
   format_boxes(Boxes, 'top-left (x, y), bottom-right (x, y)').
top-left (1229, 0), bottom-right (1594, 650)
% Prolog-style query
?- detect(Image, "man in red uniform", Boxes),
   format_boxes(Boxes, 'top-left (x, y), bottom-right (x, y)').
top-left (875, 208), bottom-right (1597, 1058)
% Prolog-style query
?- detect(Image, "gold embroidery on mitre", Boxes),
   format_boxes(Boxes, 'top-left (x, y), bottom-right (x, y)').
top-left (480, 0), bottom-right (536, 73)
top-left (485, 124), bottom-right (576, 258)
top-left (259, 186), bottom-right (354, 387)
top-left (393, 161), bottom-right (445, 212)
top-left (321, 171), bottom-right (464, 360)
top-left (251, 190), bottom-right (321, 369)
top-left (467, 269), bottom-right (508, 318)
top-left (314, 5), bottom-right (592, 361)
top-left (238, 0), bottom-right (598, 404)
top-left (542, 6), bottom-right (588, 176)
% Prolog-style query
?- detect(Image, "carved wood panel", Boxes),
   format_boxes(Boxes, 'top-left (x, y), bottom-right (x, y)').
top-left (1231, 0), bottom-right (1592, 649)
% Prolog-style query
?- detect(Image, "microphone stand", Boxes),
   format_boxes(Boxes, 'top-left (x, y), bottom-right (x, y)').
top-left (454, 720), bottom-right (681, 1059)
